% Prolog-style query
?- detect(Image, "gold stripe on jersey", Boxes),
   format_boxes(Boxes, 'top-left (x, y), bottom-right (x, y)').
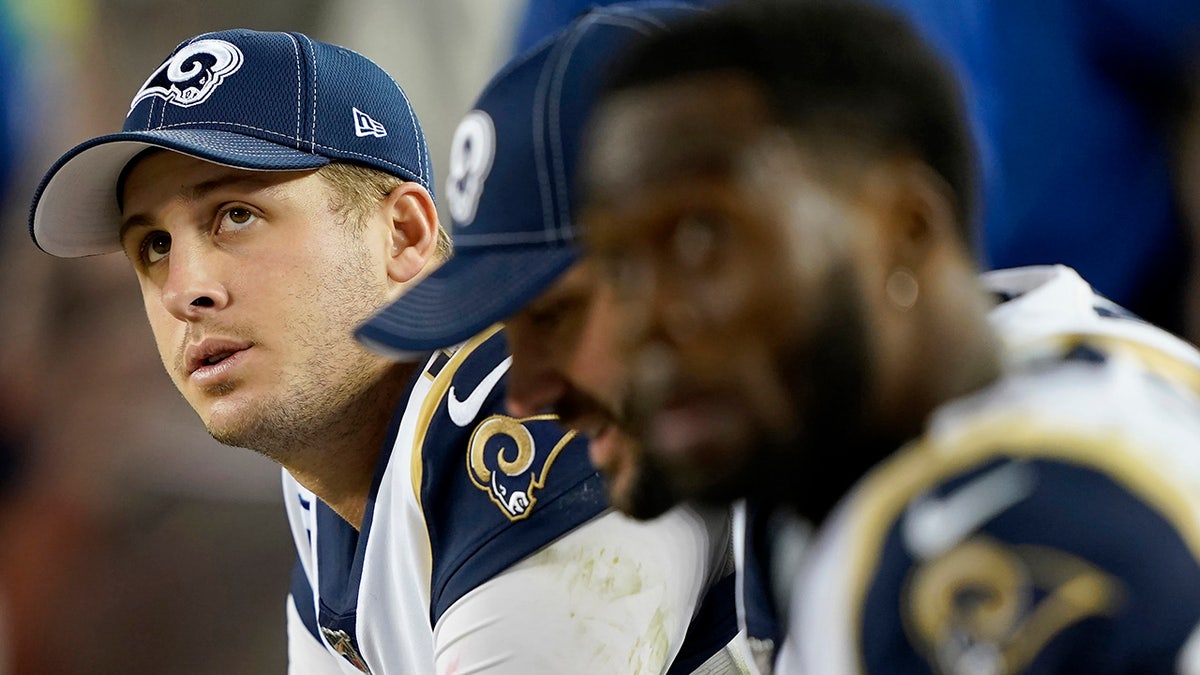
top-left (410, 323), bottom-right (506, 512)
top-left (1012, 332), bottom-right (1200, 396)
top-left (841, 413), bottom-right (1200, 673)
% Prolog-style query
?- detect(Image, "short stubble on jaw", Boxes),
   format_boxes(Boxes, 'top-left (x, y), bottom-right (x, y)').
top-left (206, 233), bottom-right (395, 464)
top-left (169, 188), bottom-right (394, 466)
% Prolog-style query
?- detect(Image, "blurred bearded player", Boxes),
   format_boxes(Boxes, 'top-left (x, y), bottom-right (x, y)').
top-left (355, 2), bottom-right (750, 673)
top-left (576, 0), bottom-right (1200, 673)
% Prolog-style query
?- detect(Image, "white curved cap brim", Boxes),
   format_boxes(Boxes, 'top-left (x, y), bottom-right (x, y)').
top-left (30, 129), bottom-right (331, 258)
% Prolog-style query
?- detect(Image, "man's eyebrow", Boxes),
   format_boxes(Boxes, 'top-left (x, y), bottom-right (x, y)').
top-left (117, 171), bottom-right (292, 246)
top-left (186, 172), bottom-right (288, 201)
top-left (118, 214), bottom-right (153, 248)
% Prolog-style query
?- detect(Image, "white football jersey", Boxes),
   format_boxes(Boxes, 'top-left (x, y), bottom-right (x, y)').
top-left (282, 326), bottom-right (745, 674)
top-left (771, 265), bottom-right (1200, 673)
top-left (983, 264), bottom-right (1200, 368)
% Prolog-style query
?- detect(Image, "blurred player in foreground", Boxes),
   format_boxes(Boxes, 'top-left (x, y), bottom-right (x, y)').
top-left (357, 3), bottom-right (750, 672)
top-left (577, 0), bottom-right (1200, 672)
top-left (28, 27), bottom-right (734, 674)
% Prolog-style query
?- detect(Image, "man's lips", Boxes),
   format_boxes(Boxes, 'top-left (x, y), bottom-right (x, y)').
top-left (643, 392), bottom-right (731, 461)
top-left (184, 338), bottom-right (253, 377)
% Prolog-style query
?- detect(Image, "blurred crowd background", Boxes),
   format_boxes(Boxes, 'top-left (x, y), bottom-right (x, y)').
top-left (0, 0), bottom-right (1198, 673)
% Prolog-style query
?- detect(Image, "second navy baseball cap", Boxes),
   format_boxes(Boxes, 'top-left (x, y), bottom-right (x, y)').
top-left (357, 1), bottom-right (705, 355)
top-left (30, 28), bottom-right (433, 258)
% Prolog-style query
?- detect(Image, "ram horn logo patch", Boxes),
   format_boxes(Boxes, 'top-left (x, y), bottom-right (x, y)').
top-left (904, 536), bottom-right (1123, 674)
top-left (468, 415), bottom-right (573, 520)
top-left (129, 39), bottom-right (244, 112)
top-left (445, 109), bottom-right (495, 226)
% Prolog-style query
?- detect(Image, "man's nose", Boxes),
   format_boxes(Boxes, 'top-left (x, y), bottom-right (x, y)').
top-left (160, 242), bottom-right (229, 321)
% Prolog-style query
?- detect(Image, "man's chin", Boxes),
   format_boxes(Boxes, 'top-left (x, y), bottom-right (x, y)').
top-left (202, 404), bottom-right (280, 456)
top-left (205, 420), bottom-right (257, 451)
top-left (670, 469), bottom-right (754, 508)
top-left (604, 464), bottom-right (681, 521)
top-left (655, 441), bottom-right (772, 508)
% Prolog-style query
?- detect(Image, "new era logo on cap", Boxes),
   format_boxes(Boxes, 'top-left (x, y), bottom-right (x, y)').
top-left (353, 107), bottom-right (388, 138)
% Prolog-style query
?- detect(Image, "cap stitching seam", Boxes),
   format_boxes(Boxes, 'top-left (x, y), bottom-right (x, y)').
top-left (597, 9), bottom-right (681, 31)
top-left (298, 33), bottom-right (318, 152)
top-left (547, 17), bottom-right (594, 242)
top-left (289, 33), bottom-right (303, 149)
top-left (531, 23), bottom-right (565, 243)
top-left (383, 72), bottom-right (427, 185)
top-left (130, 123), bottom-right (431, 186)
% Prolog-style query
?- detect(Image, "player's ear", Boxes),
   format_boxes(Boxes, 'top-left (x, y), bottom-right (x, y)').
top-left (382, 182), bottom-right (440, 284)
top-left (869, 158), bottom-right (958, 273)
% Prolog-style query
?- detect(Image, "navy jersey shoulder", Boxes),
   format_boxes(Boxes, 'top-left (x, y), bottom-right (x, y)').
top-left (285, 327), bottom-right (607, 669)
top-left (417, 328), bottom-right (608, 623)
top-left (856, 450), bottom-right (1200, 674)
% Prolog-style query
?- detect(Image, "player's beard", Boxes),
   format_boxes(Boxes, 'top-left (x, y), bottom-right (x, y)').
top-left (639, 265), bottom-right (884, 521)
top-left (618, 450), bottom-right (681, 520)
top-left (556, 385), bottom-right (683, 520)
top-left (759, 268), bottom-right (906, 523)
top-left (208, 350), bottom-right (392, 465)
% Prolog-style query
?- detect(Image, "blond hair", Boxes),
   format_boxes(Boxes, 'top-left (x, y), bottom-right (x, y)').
top-left (317, 162), bottom-right (453, 261)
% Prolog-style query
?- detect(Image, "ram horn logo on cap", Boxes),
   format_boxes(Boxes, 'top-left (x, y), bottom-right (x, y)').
top-left (129, 39), bottom-right (244, 112)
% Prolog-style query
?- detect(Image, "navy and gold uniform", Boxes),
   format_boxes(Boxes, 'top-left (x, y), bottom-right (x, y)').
top-left (283, 326), bottom-right (742, 674)
top-left (769, 266), bottom-right (1200, 673)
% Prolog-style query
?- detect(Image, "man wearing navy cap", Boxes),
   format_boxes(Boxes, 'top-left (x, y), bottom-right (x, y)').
top-left (357, 3), bottom-right (759, 671)
top-left (359, 1), bottom-right (698, 523)
top-left (29, 27), bottom-right (745, 674)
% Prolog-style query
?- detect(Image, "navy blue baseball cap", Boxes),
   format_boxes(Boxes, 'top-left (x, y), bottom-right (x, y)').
top-left (30, 28), bottom-right (433, 258)
top-left (356, 1), bottom-right (706, 356)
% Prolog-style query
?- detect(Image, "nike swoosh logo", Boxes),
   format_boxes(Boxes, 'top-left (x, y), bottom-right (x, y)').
top-left (447, 356), bottom-right (512, 427)
top-left (902, 460), bottom-right (1036, 560)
